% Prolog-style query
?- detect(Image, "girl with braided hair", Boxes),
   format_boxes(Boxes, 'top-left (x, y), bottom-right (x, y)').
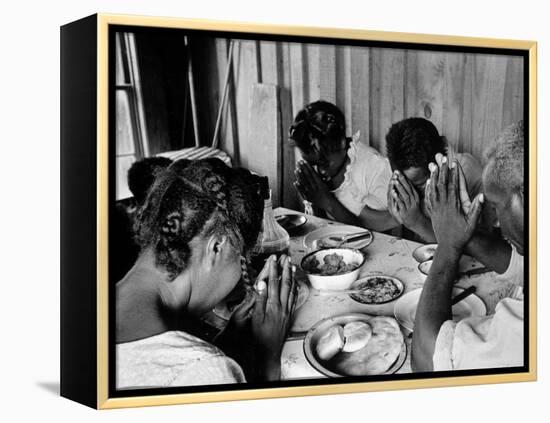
top-left (290, 100), bottom-right (398, 232)
top-left (116, 158), bottom-right (296, 388)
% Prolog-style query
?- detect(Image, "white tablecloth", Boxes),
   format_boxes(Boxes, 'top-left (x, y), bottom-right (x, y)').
top-left (275, 207), bottom-right (517, 380)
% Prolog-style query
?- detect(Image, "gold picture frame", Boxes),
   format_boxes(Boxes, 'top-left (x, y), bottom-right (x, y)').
top-left (60, 13), bottom-right (537, 409)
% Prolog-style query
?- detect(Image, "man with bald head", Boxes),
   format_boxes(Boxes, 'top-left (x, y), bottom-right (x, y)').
top-left (412, 121), bottom-right (525, 372)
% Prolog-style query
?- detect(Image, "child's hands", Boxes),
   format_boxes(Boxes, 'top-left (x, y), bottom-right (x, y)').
top-left (387, 181), bottom-right (403, 224)
top-left (390, 170), bottom-right (425, 230)
top-left (294, 160), bottom-right (333, 210)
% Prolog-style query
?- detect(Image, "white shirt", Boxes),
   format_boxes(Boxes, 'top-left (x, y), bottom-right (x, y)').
top-left (332, 133), bottom-right (392, 215)
top-left (496, 243), bottom-right (524, 294)
top-left (433, 298), bottom-right (524, 371)
top-left (433, 248), bottom-right (525, 371)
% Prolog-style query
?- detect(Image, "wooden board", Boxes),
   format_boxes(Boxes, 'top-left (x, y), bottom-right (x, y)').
top-left (350, 46), bottom-right (370, 144)
top-left (197, 41), bottom-right (524, 207)
top-left (247, 83), bottom-right (282, 206)
top-left (306, 43), bottom-right (321, 103)
top-left (472, 54), bottom-right (508, 159)
top-left (279, 43), bottom-right (300, 210)
top-left (458, 53), bottom-right (475, 154)
top-left (336, 45), bottom-right (352, 135)
top-left (413, 50), bottom-right (445, 135)
top-left (442, 52), bottom-right (467, 153)
top-left (502, 56), bottom-right (524, 128)
top-left (289, 42), bottom-right (306, 118)
top-left (260, 41), bottom-right (279, 85)
top-left (232, 40), bottom-right (260, 169)
top-left (319, 44), bottom-right (337, 103)
top-left (370, 48), bottom-right (405, 153)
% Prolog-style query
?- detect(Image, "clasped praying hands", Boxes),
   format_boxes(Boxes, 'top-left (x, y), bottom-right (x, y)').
top-left (425, 153), bottom-right (484, 253)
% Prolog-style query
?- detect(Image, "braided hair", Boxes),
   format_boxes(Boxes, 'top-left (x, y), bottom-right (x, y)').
top-left (134, 158), bottom-right (264, 280)
top-left (385, 117), bottom-right (447, 171)
top-left (127, 156), bottom-right (173, 205)
top-left (289, 100), bottom-right (347, 154)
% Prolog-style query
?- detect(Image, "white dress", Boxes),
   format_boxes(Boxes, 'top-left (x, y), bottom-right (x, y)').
top-left (331, 133), bottom-right (392, 215)
top-left (116, 330), bottom-right (245, 389)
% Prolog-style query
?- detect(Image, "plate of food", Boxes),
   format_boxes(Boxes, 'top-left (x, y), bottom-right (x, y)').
top-left (303, 225), bottom-right (373, 251)
top-left (348, 275), bottom-right (405, 304)
top-left (301, 248), bottom-right (366, 290)
top-left (275, 213), bottom-right (307, 232)
top-left (304, 313), bottom-right (406, 377)
top-left (393, 287), bottom-right (487, 333)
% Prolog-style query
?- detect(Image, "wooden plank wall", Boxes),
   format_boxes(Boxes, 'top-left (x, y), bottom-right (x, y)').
top-left (200, 39), bottom-right (524, 209)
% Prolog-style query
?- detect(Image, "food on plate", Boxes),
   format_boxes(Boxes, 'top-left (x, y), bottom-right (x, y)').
top-left (332, 317), bottom-right (404, 376)
top-left (350, 276), bottom-right (403, 304)
top-left (342, 321), bottom-right (372, 353)
top-left (324, 252), bottom-right (343, 267)
top-left (315, 324), bottom-right (345, 361)
top-left (304, 253), bottom-right (359, 276)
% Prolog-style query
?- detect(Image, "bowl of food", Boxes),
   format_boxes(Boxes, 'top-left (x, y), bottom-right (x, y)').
top-left (348, 275), bottom-right (405, 305)
top-left (300, 248), bottom-right (366, 290)
top-left (304, 313), bottom-right (406, 377)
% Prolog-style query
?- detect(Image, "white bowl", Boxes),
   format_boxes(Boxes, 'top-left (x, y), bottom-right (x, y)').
top-left (300, 248), bottom-right (366, 291)
top-left (412, 244), bottom-right (438, 263)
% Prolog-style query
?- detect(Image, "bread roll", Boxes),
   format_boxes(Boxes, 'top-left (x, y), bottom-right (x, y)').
top-left (332, 317), bottom-right (404, 376)
top-left (316, 325), bottom-right (344, 361)
top-left (342, 321), bottom-right (372, 352)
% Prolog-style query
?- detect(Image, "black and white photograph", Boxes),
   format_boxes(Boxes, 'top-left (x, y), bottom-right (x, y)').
top-left (110, 24), bottom-right (529, 395)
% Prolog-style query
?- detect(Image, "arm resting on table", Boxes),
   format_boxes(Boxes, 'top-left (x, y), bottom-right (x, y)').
top-left (411, 246), bottom-right (461, 372)
top-left (325, 195), bottom-right (398, 232)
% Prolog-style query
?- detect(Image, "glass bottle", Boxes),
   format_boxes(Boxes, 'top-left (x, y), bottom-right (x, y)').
top-left (249, 187), bottom-right (290, 274)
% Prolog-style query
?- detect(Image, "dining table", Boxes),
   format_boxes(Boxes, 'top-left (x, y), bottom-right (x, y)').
top-left (274, 207), bottom-right (519, 380)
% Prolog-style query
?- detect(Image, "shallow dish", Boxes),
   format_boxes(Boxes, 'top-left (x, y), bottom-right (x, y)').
top-left (303, 225), bottom-right (373, 251)
top-left (275, 213), bottom-right (307, 232)
top-left (418, 260), bottom-right (433, 275)
top-left (301, 248), bottom-right (366, 291)
top-left (304, 313), bottom-right (407, 378)
top-left (348, 275), bottom-right (405, 305)
top-left (412, 244), bottom-right (438, 263)
top-left (417, 256), bottom-right (481, 275)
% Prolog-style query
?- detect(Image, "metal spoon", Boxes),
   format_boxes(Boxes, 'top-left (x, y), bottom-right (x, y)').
top-left (326, 231), bottom-right (372, 246)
